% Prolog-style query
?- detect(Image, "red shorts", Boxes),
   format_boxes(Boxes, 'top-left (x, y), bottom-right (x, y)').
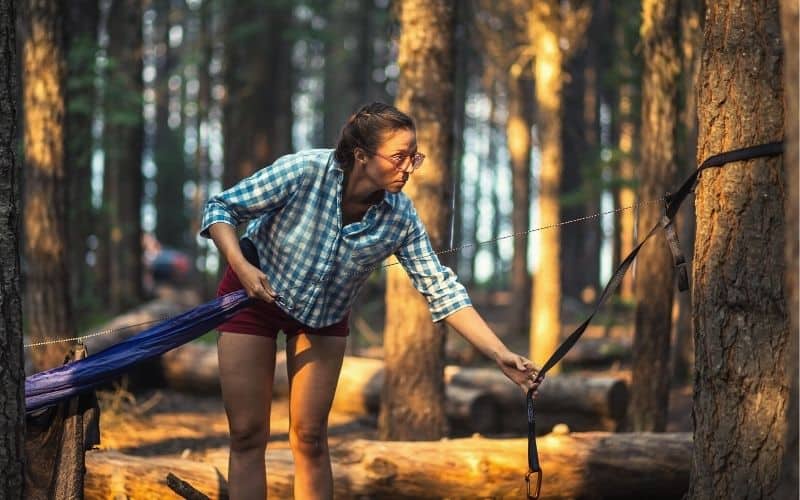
top-left (215, 265), bottom-right (350, 339)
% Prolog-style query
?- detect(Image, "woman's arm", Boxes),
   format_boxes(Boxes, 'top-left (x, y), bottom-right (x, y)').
top-left (208, 222), bottom-right (277, 303)
top-left (444, 306), bottom-right (542, 394)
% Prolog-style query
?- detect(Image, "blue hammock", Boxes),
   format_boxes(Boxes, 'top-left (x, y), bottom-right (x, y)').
top-left (25, 289), bottom-right (253, 413)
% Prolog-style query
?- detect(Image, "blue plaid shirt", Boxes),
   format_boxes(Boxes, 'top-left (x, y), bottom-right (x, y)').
top-left (200, 148), bottom-right (472, 328)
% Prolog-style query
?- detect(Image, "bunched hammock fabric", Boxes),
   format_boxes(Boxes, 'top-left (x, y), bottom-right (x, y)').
top-left (25, 289), bottom-right (253, 413)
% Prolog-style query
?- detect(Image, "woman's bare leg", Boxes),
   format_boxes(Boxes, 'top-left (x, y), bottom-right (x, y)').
top-left (285, 333), bottom-right (347, 500)
top-left (218, 332), bottom-right (277, 500)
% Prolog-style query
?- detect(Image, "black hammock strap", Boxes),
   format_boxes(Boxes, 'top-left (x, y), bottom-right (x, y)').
top-left (524, 140), bottom-right (784, 500)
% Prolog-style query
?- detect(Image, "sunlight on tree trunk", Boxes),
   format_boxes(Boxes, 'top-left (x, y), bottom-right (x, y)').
top-left (688, 1), bottom-right (789, 497)
top-left (778, 0), bottom-right (798, 495)
top-left (22, 0), bottom-right (74, 371)
top-left (528, 0), bottom-right (563, 373)
top-left (628, 0), bottom-right (680, 432)
top-left (380, 0), bottom-right (455, 441)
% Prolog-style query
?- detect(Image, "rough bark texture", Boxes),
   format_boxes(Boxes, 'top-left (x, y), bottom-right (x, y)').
top-left (688, 1), bottom-right (789, 498)
top-left (528, 0), bottom-right (563, 372)
top-left (779, 0), bottom-right (798, 496)
top-left (628, 0), bottom-right (680, 432)
top-left (222, 0), bottom-right (293, 188)
top-left (104, 0), bottom-right (143, 313)
top-left (0, 0), bottom-right (24, 496)
top-left (380, 0), bottom-right (455, 441)
top-left (22, 0), bottom-right (75, 372)
top-left (106, 433), bottom-right (693, 499)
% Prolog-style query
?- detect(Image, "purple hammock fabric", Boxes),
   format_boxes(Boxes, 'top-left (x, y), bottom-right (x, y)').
top-left (25, 289), bottom-right (252, 413)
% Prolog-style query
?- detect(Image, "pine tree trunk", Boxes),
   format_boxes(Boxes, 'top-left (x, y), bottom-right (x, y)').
top-left (627, 0), bottom-right (680, 432)
top-left (380, 0), bottom-right (455, 441)
top-left (688, 1), bottom-right (789, 497)
top-left (105, 0), bottom-right (143, 313)
top-left (778, 0), bottom-right (798, 495)
top-left (222, 1), bottom-right (293, 188)
top-left (671, 0), bottom-right (703, 383)
top-left (528, 0), bottom-right (563, 372)
top-left (153, 1), bottom-right (188, 249)
top-left (22, 0), bottom-right (75, 371)
top-left (611, 0), bottom-right (640, 302)
top-left (65, 0), bottom-right (99, 314)
top-left (322, 0), bottom-right (361, 147)
top-left (507, 73), bottom-right (533, 337)
top-left (0, 0), bottom-right (24, 494)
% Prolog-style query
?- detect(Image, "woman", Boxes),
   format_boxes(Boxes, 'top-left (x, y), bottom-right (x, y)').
top-left (200, 102), bottom-right (541, 500)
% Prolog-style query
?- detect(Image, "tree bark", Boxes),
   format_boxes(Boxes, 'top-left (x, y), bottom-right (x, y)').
top-left (528, 0), bottom-right (564, 373)
top-left (380, 0), bottom-right (455, 440)
top-left (627, 0), bottom-right (680, 432)
top-left (93, 433), bottom-right (693, 499)
top-left (104, 0), bottom-right (144, 313)
top-left (0, 0), bottom-right (24, 495)
top-left (688, 1), bottom-right (789, 497)
top-left (778, 0), bottom-right (798, 496)
top-left (22, 0), bottom-right (75, 372)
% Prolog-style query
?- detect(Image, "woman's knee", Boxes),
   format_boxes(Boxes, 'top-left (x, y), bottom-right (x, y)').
top-left (229, 418), bottom-right (270, 453)
top-left (289, 423), bottom-right (328, 459)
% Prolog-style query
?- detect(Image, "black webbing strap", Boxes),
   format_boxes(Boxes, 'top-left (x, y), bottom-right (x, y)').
top-left (524, 140), bottom-right (783, 499)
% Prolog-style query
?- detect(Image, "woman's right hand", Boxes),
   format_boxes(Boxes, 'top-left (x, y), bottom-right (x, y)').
top-left (234, 261), bottom-right (278, 303)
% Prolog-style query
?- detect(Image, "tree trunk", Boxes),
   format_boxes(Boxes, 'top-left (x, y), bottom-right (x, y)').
top-left (688, 1), bottom-right (789, 497)
top-left (671, 0), bottom-right (703, 383)
top-left (379, 0), bottom-right (455, 441)
top-left (22, 0), bottom-right (75, 372)
top-left (507, 72), bottom-right (534, 337)
top-left (222, 1), bottom-right (293, 188)
top-left (104, 0), bottom-right (144, 313)
top-left (0, 0), bottom-right (24, 494)
top-left (322, 0), bottom-right (362, 147)
top-left (627, 0), bottom-right (680, 432)
top-left (97, 433), bottom-right (693, 499)
top-left (65, 0), bottom-right (99, 315)
top-left (779, 0), bottom-right (798, 496)
top-left (611, 0), bottom-right (641, 302)
top-left (528, 0), bottom-right (563, 372)
top-left (153, 0), bottom-right (188, 250)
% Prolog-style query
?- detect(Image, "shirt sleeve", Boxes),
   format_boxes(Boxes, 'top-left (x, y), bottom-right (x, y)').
top-left (199, 151), bottom-right (308, 238)
top-left (395, 208), bottom-right (472, 322)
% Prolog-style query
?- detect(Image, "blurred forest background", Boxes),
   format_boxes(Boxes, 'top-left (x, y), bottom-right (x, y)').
top-left (18, 0), bottom-right (684, 369)
top-left (5, 0), bottom-right (798, 497)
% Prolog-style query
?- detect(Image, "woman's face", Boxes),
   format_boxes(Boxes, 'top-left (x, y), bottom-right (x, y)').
top-left (357, 128), bottom-right (418, 193)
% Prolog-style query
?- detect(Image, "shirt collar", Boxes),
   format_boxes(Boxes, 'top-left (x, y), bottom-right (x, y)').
top-left (331, 152), bottom-right (396, 210)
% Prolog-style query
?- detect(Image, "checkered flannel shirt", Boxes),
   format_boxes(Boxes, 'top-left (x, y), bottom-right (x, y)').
top-left (200, 148), bottom-right (472, 328)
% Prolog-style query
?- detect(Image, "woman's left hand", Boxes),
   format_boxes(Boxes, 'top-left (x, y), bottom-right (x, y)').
top-left (494, 350), bottom-right (543, 396)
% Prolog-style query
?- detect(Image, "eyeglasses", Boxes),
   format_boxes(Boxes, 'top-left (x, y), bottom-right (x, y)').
top-left (361, 147), bottom-right (426, 172)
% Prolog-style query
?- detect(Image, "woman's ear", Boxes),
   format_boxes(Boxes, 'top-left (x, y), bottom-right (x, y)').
top-left (353, 147), bottom-right (367, 165)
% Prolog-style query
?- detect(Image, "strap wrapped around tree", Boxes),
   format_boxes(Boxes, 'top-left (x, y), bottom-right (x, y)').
top-left (25, 290), bottom-right (252, 413)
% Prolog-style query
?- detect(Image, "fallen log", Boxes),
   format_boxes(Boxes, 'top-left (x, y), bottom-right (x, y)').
top-left (87, 432), bottom-right (691, 499)
top-left (84, 450), bottom-right (228, 499)
top-left (161, 353), bottom-right (627, 433)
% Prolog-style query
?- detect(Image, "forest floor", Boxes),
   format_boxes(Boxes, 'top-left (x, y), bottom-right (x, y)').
top-left (95, 284), bottom-right (694, 464)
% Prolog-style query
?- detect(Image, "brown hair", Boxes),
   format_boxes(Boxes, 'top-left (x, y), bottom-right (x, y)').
top-left (334, 102), bottom-right (415, 169)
